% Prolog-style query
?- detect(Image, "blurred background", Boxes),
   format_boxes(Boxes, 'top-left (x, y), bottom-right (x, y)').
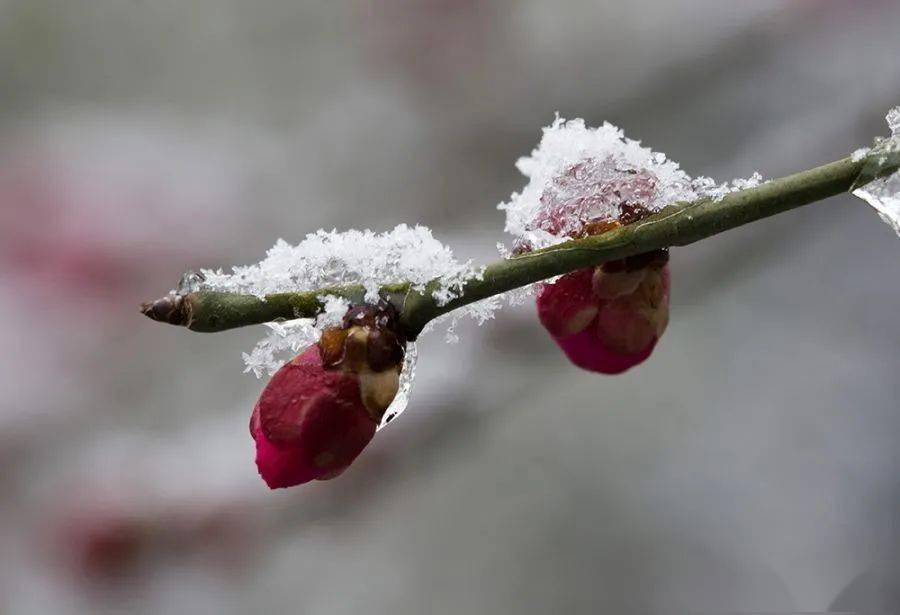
top-left (1, 1), bottom-right (898, 613)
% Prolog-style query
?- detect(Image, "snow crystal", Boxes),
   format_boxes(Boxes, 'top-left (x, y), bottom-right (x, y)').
top-left (239, 295), bottom-right (353, 377)
top-left (852, 106), bottom-right (900, 236)
top-left (499, 115), bottom-right (765, 251)
top-left (694, 171), bottom-right (766, 201)
top-left (317, 295), bottom-right (352, 329)
top-left (888, 106), bottom-right (900, 135)
top-left (851, 147), bottom-right (870, 162)
top-left (241, 319), bottom-right (319, 378)
top-left (422, 294), bottom-right (504, 344)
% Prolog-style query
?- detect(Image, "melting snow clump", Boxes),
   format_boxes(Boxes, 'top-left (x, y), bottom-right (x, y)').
top-left (853, 106), bottom-right (900, 236)
top-left (499, 115), bottom-right (765, 251)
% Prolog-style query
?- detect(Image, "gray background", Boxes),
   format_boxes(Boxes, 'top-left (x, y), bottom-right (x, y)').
top-left (0, 1), bottom-right (898, 613)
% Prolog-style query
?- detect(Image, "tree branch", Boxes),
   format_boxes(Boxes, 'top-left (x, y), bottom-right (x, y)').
top-left (141, 152), bottom-right (897, 338)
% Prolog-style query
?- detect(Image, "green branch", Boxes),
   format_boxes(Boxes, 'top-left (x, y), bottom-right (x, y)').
top-left (141, 152), bottom-right (897, 338)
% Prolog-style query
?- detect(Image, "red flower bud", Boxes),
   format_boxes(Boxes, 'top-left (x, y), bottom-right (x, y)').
top-left (251, 347), bottom-right (377, 489)
top-left (537, 265), bottom-right (669, 374)
top-left (251, 301), bottom-right (408, 490)
top-left (526, 157), bottom-right (671, 374)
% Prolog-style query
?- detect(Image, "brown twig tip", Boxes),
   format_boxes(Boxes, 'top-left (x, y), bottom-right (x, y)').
top-left (140, 294), bottom-right (190, 327)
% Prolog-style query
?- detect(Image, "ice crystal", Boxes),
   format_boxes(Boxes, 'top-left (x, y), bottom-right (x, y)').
top-left (378, 343), bottom-right (417, 430)
top-left (241, 319), bottom-right (319, 378)
top-left (424, 295), bottom-right (504, 344)
top-left (499, 116), bottom-right (765, 251)
top-left (851, 147), bottom-right (870, 162)
top-left (693, 171), bottom-right (766, 201)
top-left (888, 106), bottom-right (900, 135)
top-left (852, 106), bottom-right (900, 236)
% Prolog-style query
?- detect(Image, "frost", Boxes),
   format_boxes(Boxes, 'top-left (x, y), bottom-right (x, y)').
top-left (852, 106), bottom-right (900, 236)
top-left (499, 115), bottom-right (766, 251)
top-left (694, 171), bottom-right (765, 201)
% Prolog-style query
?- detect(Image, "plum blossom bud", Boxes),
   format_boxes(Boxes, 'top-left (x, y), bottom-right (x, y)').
top-left (251, 347), bottom-right (377, 488)
top-left (251, 302), bottom-right (408, 489)
top-left (529, 157), bottom-right (672, 374)
top-left (538, 264), bottom-right (669, 374)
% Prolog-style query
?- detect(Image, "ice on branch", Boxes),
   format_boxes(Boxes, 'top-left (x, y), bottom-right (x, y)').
top-left (379, 343), bottom-right (417, 429)
top-left (202, 224), bottom-right (476, 377)
top-left (852, 106), bottom-right (900, 236)
top-left (499, 116), bottom-right (764, 251)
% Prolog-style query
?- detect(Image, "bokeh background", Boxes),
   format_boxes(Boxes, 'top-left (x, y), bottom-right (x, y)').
top-left (1, 1), bottom-right (898, 613)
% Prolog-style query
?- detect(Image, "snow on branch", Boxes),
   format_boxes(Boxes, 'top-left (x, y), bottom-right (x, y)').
top-left (143, 108), bottom-right (900, 378)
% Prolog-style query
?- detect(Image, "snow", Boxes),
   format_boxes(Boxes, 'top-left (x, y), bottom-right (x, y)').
top-left (197, 224), bottom-right (477, 378)
top-left (852, 106), bottom-right (900, 236)
top-left (888, 106), bottom-right (900, 135)
top-left (201, 224), bottom-right (476, 303)
top-left (498, 115), bottom-right (765, 252)
top-left (851, 147), bottom-right (870, 162)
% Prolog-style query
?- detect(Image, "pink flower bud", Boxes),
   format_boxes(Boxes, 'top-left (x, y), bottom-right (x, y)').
top-left (250, 347), bottom-right (377, 489)
top-left (527, 157), bottom-right (672, 374)
top-left (537, 265), bottom-right (669, 374)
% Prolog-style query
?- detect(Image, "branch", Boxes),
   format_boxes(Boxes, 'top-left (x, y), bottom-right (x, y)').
top-left (141, 152), bottom-right (898, 338)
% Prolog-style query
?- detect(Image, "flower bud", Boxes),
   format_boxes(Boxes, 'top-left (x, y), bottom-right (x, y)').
top-left (527, 156), bottom-right (672, 374)
top-left (250, 302), bottom-right (409, 489)
top-left (537, 264), bottom-right (670, 374)
top-left (251, 347), bottom-right (377, 489)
